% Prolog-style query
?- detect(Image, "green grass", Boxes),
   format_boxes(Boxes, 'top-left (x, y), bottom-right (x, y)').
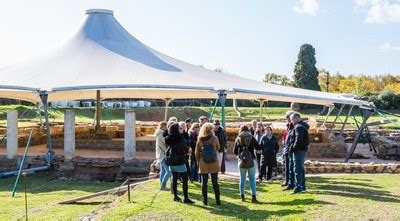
top-left (1, 173), bottom-right (400, 220)
top-left (0, 173), bottom-right (119, 220)
top-left (0, 105), bottom-right (399, 129)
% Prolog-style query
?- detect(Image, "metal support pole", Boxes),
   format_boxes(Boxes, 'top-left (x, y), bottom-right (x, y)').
top-left (345, 108), bottom-right (373, 162)
top-left (22, 172), bottom-right (28, 221)
top-left (95, 90), bottom-right (101, 132)
top-left (209, 98), bottom-right (219, 122)
top-left (340, 105), bottom-right (354, 136)
top-left (258, 99), bottom-right (265, 122)
top-left (331, 104), bottom-right (345, 129)
top-left (218, 91), bottom-right (227, 128)
top-left (39, 92), bottom-right (54, 164)
top-left (127, 180), bottom-right (131, 202)
top-left (322, 105), bottom-right (334, 128)
top-left (163, 99), bottom-right (173, 122)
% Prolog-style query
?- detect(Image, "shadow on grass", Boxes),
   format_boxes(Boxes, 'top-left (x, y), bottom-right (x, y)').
top-left (308, 176), bottom-right (400, 204)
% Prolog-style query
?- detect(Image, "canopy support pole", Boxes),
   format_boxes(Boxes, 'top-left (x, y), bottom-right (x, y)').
top-left (322, 105), bottom-right (334, 128)
top-left (95, 90), bottom-right (101, 132)
top-left (344, 108), bottom-right (373, 162)
top-left (39, 91), bottom-right (54, 164)
top-left (218, 91), bottom-right (227, 128)
top-left (209, 98), bottom-right (219, 122)
top-left (331, 104), bottom-right (345, 129)
top-left (340, 105), bottom-right (354, 136)
top-left (164, 98), bottom-right (173, 122)
top-left (258, 99), bottom-right (265, 123)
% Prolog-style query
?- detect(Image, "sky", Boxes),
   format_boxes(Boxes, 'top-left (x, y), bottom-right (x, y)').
top-left (0, 0), bottom-right (399, 81)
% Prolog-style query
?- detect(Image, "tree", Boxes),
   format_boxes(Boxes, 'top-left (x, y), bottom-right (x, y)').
top-left (293, 44), bottom-right (321, 91)
top-left (263, 72), bottom-right (293, 86)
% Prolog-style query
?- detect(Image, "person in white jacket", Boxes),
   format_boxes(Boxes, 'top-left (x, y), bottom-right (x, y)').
top-left (155, 121), bottom-right (170, 190)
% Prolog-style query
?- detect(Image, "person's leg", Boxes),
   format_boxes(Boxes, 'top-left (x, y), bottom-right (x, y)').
top-left (259, 162), bottom-right (267, 181)
top-left (256, 153), bottom-right (261, 176)
top-left (266, 160), bottom-right (273, 181)
top-left (172, 172), bottom-right (180, 200)
top-left (293, 151), bottom-right (303, 193)
top-left (288, 153), bottom-right (295, 188)
top-left (161, 160), bottom-right (171, 188)
top-left (248, 163), bottom-right (257, 196)
top-left (283, 153), bottom-right (289, 185)
top-left (220, 152), bottom-right (226, 174)
top-left (217, 152), bottom-right (223, 168)
top-left (159, 161), bottom-right (165, 186)
top-left (238, 162), bottom-right (247, 197)
top-left (180, 172), bottom-right (193, 203)
top-left (211, 173), bottom-right (220, 204)
top-left (185, 158), bottom-right (192, 182)
top-left (201, 173), bottom-right (209, 204)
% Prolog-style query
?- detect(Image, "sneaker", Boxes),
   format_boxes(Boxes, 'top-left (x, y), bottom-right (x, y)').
top-left (183, 198), bottom-right (195, 204)
top-left (291, 189), bottom-right (302, 195)
top-left (173, 196), bottom-right (182, 202)
top-left (281, 183), bottom-right (288, 187)
top-left (282, 186), bottom-right (294, 191)
top-left (301, 189), bottom-right (308, 194)
top-left (160, 187), bottom-right (170, 191)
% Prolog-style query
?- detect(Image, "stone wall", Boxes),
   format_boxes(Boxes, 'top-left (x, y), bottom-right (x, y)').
top-left (305, 160), bottom-right (400, 174)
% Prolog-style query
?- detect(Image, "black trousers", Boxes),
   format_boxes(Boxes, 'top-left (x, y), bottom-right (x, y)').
top-left (284, 153), bottom-right (289, 185)
top-left (259, 161), bottom-right (274, 180)
top-left (220, 152), bottom-right (226, 173)
top-left (256, 153), bottom-right (262, 175)
top-left (200, 173), bottom-right (220, 203)
top-left (172, 172), bottom-right (189, 200)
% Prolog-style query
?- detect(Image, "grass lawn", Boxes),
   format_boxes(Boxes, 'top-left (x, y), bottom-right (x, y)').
top-left (1, 173), bottom-right (400, 220)
top-left (0, 105), bottom-right (399, 129)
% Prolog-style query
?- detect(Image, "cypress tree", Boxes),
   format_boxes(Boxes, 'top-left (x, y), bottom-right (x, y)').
top-left (293, 44), bottom-right (321, 91)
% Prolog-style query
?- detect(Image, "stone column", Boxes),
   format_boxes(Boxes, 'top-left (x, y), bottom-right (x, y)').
top-left (124, 110), bottom-right (136, 161)
top-left (64, 109), bottom-right (75, 160)
top-left (7, 110), bottom-right (18, 159)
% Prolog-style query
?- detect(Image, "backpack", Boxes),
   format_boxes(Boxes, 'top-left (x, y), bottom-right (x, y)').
top-left (202, 137), bottom-right (217, 163)
top-left (239, 147), bottom-right (254, 168)
top-left (165, 146), bottom-right (180, 166)
top-left (238, 139), bottom-right (254, 168)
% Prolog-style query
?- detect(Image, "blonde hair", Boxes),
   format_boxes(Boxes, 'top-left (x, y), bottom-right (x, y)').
top-left (157, 121), bottom-right (167, 130)
top-left (179, 121), bottom-right (187, 131)
top-left (198, 123), bottom-right (214, 138)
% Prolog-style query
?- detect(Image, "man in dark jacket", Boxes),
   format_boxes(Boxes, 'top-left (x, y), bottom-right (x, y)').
top-left (214, 120), bottom-right (227, 173)
top-left (282, 111), bottom-right (294, 189)
top-left (289, 113), bottom-right (309, 194)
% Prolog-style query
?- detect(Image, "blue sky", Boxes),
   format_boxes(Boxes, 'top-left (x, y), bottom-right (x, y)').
top-left (0, 0), bottom-right (399, 81)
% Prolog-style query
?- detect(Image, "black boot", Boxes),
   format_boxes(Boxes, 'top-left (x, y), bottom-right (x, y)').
top-left (251, 195), bottom-right (258, 203)
top-left (240, 194), bottom-right (245, 202)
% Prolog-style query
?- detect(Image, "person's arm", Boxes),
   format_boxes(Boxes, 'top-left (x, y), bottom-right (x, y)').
top-left (214, 136), bottom-right (220, 153)
top-left (233, 139), bottom-right (240, 156)
top-left (195, 140), bottom-right (201, 161)
top-left (252, 137), bottom-right (261, 150)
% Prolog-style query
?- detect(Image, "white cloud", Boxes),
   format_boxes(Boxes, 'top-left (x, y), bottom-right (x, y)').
top-left (355, 0), bottom-right (400, 23)
top-left (293, 0), bottom-right (320, 15)
top-left (380, 42), bottom-right (400, 52)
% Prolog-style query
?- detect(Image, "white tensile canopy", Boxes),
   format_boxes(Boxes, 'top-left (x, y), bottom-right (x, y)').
top-left (0, 9), bottom-right (369, 108)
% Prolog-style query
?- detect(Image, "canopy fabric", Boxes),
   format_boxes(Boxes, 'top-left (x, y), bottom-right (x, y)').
top-left (0, 9), bottom-right (368, 107)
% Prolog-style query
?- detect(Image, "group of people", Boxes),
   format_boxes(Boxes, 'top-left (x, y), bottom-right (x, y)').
top-left (154, 111), bottom-right (310, 205)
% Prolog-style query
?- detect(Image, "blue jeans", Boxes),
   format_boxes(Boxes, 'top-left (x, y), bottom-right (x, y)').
top-left (288, 153), bottom-right (295, 187)
top-left (293, 150), bottom-right (306, 191)
top-left (190, 157), bottom-right (199, 181)
top-left (160, 159), bottom-right (171, 188)
top-left (238, 161), bottom-right (257, 196)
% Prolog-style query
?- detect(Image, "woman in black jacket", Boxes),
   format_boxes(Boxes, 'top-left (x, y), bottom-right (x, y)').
top-left (258, 126), bottom-right (279, 182)
top-left (165, 123), bottom-right (194, 204)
